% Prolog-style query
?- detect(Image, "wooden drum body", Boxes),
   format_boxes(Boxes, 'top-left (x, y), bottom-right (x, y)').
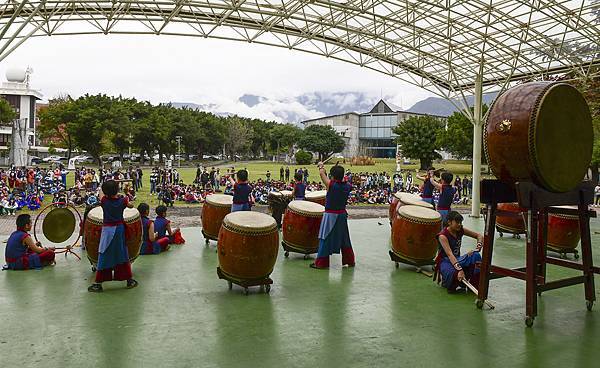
top-left (84, 207), bottom-right (143, 266)
top-left (391, 205), bottom-right (441, 264)
top-left (217, 212), bottom-right (279, 281)
top-left (282, 200), bottom-right (324, 255)
top-left (496, 202), bottom-right (526, 235)
top-left (202, 194), bottom-right (232, 241)
top-left (548, 211), bottom-right (580, 252)
top-left (485, 82), bottom-right (592, 193)
top-left (306, 190), bottom-right (327, 206)
top-left (388, 192), bottom-right (433, 223)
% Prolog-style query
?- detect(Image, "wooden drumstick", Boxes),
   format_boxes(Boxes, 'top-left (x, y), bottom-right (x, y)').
top-left (462, 279), bottom-right (495, 309)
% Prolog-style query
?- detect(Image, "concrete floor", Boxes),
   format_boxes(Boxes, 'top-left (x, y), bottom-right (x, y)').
top-left (1, 217), bottom-right (600, 367)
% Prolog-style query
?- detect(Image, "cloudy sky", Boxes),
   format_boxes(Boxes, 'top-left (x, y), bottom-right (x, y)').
top-left (0, 34), bottom-right (435, 123)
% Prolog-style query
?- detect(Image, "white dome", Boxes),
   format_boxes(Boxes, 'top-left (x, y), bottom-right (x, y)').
top-left (6, 67), bottom-right (27, 82)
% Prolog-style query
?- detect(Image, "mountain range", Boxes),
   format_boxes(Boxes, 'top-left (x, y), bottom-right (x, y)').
top-left (168, 91), bottom-right (498, 123)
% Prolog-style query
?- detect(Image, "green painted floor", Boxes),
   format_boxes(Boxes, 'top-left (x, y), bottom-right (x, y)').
top-left (2, 217), bottom-right (600, 367)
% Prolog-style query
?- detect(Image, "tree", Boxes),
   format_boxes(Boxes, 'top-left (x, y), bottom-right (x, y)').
top-left (437, 105), bottom-right (489, 160)
top-left (69, 94), bottom-right (113, 165)
top-left (224, 117), bottom-right (252, 160)
top-left (393, 115), bottom-right (444, 169)
top-left (269, 123), bottom-right (302, 158)
top-left (0, 98), bottom-right (16, 125)
top-left (295, 150), bottom-right (312, 165)
top-left (297, 125), bottom-right (345, 162)
top-left (37, 95), bottom-right (76, 159)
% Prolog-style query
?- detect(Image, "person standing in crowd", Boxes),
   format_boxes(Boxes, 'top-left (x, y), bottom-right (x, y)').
top-left (136, 166), bottom-right (143, 189)
top-left (285, 166), bottom-right (290, 182)
top-left (201, 169), bottom-right (209, 190)
top-left (213, 168), bottom-right (221, 191)
top-left (406, 172), bottom-right (413, 190)
top-left (595, 183), bottom-right (600, 207)
top-left (280, 166), bottom-right (284, 181)
top-left (462, 176), bottom-right (468, 197)
top-left (303, 167), bottom-right (309, 183)
top-left (150, 168), bottom-right (158, 195)
top-left (266, 170), bottom-right (271, 183)
top-left (467, 177), bottom-right (472, 197)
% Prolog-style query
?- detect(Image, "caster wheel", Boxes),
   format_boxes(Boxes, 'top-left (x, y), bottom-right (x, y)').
top-left (284, 251), bottom-right (289, 258)
top-left (303, 254), bottom-right (309, 260)
top-left (575, 253), bottom-right (580, 260)
top-left (228, 281), bottom-right (232, 290)
top-left (205, 239), bottom-right (209, 246)
top-left (265, 284), bottom-right (271, 294)
top-left (499, 232), bottom-right (503, 238)
top-left (587, 300), bottom-right (594, 311)
top-left (244, 288), bottom-right (249, 296)
top-left (516, 234), bottom-right (521, 239)
top-left (395, 262), bottom-right (399, 268)
top-left (91, 266), bottom-right (96, 272)
top-left (525, 316), bottom-right (534, 327)
top-left (476, 299), bottom-right (484, 309)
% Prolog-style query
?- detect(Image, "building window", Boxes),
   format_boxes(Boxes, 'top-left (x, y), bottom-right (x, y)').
top-left (0, 134), bottom-right (10, 145)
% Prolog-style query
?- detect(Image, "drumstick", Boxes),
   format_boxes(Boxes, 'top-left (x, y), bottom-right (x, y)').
top-left (462, 279), bottom-right (495, 309)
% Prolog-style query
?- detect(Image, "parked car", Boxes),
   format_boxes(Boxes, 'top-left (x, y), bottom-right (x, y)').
top-left (30, 156), bottom-right (42, 165)
top-left (73, 155), bottom-right (95, 164)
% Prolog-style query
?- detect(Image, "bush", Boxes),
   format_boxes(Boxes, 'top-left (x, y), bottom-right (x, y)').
top-left (295, 150), bottom-right (313, 165)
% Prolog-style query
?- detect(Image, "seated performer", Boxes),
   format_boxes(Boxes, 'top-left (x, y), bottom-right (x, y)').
top-left (228, 169), bottom-right (254, 212)
top-left (430, 171), bottom-right (456, 225)
top-left (154, 205), bottom-right (185, 244)
top-left (138, 203), bottom-right (169, 254)
top-left (4, 214), bottom-right (55, 270)
top-left (434, 211), bottom-right (483, 293)
top-left (311, 162), bottom-right (355, 269)
top-left (416, 167), bottom-right (436, 206)
top-left (292, 171), bottom-right (306, 200)
top-left (88, 180), bottom-right (137, 292)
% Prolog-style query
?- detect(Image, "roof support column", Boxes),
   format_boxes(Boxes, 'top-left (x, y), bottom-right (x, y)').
top-left (470, 62), bottom-right (484, 218)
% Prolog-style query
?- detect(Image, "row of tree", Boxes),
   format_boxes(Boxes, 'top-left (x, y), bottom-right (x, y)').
top-left (33, 94), bottom-right (344, 165)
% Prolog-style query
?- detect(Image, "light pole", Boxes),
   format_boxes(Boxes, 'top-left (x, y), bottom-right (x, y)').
top-left (175, 136), bottom-right (182, 168)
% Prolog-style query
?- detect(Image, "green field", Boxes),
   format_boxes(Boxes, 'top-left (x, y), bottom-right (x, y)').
top-left (62, 159), bottom-right (481, 208)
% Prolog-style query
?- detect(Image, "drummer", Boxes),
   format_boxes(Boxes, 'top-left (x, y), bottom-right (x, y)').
top-left (416, 167), bottom-right (436, 206)
top-left (138, 203), bottom-right (170, 255)
top-left (228, 169), bottom-right (254, 212)
top-left (432, 172), bottom-right (456, 225)
top-left (3, 214), bottom-right (55, 270)
top-left (434, 211), bottom-right (483, 294)
top-left (311, 162), bottom-right (355, 269)
top-left (88, 180), bottom-right (138, 292)
top-left (154, 205), bottom-right (184, 245)
top-left (292, 171), bottom-right (306, 200)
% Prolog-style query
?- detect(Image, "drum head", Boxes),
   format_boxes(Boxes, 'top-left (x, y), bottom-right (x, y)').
top-left (288, 200), bottom-right (324, 215)
top-left (43, 207), bottom-right (76, 243)
top-left (206, 194), bottom-right (233, 207)
top-left (223, 211), bottom-right (277, 233)
top-left (398, 205), bottom-right (441, 223)
top-left (534, 83), bottom-right (592, 192)
top-left (280, 190), bottom-right (293, 197)
top-left (398, 193), bottom-right (431, 208)
top-left (306, 190), bottom-right (326, 199)
top-left (88, 206), bottom-right (103, 223)
top-left (124, 207), bottom-right (140, 221)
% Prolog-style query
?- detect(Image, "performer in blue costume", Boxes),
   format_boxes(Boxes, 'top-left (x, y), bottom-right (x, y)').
top-left (4, 214), bottom-right (55, 270)
top-left (430, 171), bottom-right (457, 225)
top-left (138, 203), bottom-right (169, 255)
top-left (416, 167), bottom-right (436, 206)
top-left (228, 169), bottom-right (254, 212)
top-left (153, 205), bottom-right (184, 245)
top-left (310, 162), bottom-right (355, 269)
top-left (88, 180), bottom-right (138, 292)
top-left (292, 171), bottom-right (306, 200)
top-left (434, 211), bottom-right (483, 293)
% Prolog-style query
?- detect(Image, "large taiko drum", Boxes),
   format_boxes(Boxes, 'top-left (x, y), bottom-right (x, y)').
top-left (202, 194), bottom-right (233, 241)
top-left (282, 200), bottom-right (324, 255)
top-left (306, 190), bottom-right (327, 206)
top-left (388, 192), bottom-right (433, 223)
top-left (84, 207), bottom-right (143, 266)
top-left (496, 202), bottom-right (526, 235)
top-left (485, 82), bottom-right (593, 193)
top-left (217, 211), bottom-right (279, 281)
top-left (391, 205), bottom-right (442, 264)
top-left (547, 206), bottom-right (581, 254)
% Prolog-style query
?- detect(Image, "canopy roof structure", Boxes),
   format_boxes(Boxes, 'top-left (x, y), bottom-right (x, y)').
top-left (0, 1), bottom-right (598, 103)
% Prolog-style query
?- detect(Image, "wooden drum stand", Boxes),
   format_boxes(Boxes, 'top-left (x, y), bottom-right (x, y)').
top-left (476, 179), bottom-right (598, 327)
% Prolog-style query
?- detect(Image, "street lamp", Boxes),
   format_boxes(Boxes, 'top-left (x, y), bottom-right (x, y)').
top-left (175, 136), bottom-right (182, 168)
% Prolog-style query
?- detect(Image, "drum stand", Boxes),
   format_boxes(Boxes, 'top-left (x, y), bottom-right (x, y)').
top-left (388, 251), bottom-right (435, 277)
top-left (201, 230), bottom-right (217, 246)
top-left (477, 180), bottom-right (598, 327)
top-left (217, 267), bottom-right (273, 295)
top-left (282, 240), bottom-right (316, 259)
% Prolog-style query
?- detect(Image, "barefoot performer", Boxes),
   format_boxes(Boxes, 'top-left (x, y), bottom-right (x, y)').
top-left (88, 180), bottom-right (138, 292)
top-left (310, 162), bottom-right (355, 269)
top-left (4, 214), bottom-right (55, 270)
top-left (138, 203), bottom-right (170, 255)
top-left (434, 211), bottom-right (483, 293)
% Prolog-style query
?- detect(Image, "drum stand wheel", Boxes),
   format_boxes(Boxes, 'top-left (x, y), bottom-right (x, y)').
top-left (281, 241), bottom-right (316, 260)
top-left (91, 266), bottom-right (97, 272)
top-left (284, 251), bottom-right (289, 258)
top-left (525, 316), bottom-right (535, 327)
top-left (201, 230), bottom-right (217, 247)
top-left (217, 267), bottom-right (273, 295)
top-left (587, 300), bottom-right (594, 311)
top-left (476, 299), bottom-right (484, 309)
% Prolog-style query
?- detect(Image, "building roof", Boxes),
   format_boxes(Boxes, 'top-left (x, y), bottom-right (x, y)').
top-left (301, 112), bottom-right (360, 124)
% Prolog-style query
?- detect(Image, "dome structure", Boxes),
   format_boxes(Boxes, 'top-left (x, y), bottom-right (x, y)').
top-left (5, 67), bottom-right (27, 83)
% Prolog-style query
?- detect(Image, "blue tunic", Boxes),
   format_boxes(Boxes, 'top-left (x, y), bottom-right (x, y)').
top-left (294, 182), bottom-right (306, 200)
top-left (422, 178), bottom-right (434, 198)
top-left (154, 216), bottom-right (170, 238)
top-left (4, 230), bottom-right (41, 270)
top-left (317, 180), bottom-right (353, 257)
top-left (97, 196), bottom-right (129, 270)
top-left (140, 216), bottom-right (161, 255)
top-left (436, 228), bottom-right (481, 290)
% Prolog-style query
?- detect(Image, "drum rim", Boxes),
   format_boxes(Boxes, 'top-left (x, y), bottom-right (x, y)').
top-left (397, 205), bottom-right (441, 224)
top-left (205, 194), bottom-right (233, 207)
top-left (287, 200), bottom-right (324, 217)
top-left (306, 190), bottom-right (327, 199)
top-left (397, 194), bottom-right (432, 209)
top-left (222, 212), bottom-right (278, 234)
top-left (86, 207), bottom-right (141, 225)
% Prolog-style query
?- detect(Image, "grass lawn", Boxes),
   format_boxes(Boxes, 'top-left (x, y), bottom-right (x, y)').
top-left (58, 159), bottom-right (484, 209)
